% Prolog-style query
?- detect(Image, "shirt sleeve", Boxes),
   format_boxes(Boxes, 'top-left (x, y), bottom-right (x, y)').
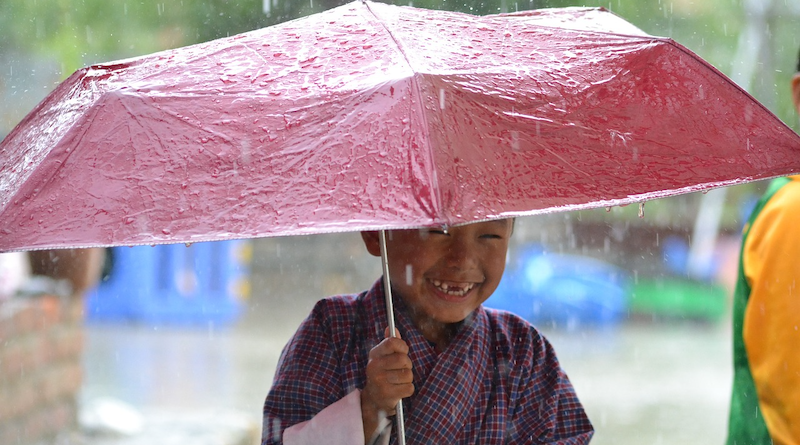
top-left (507, 328), bottom-right (593, 444)
top-left (742, 179), bottom-right (800, 444)
top-left (262, 303), bottom-right (355, 444)
top-left (261, 299), bottom-right (390, 445)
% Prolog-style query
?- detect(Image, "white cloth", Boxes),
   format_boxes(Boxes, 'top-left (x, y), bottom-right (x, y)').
top-left (283, 389), bottom-right (390, 445)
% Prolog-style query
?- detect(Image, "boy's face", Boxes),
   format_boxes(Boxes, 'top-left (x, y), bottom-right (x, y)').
top-left (362, 219), bottom-right (513, 327)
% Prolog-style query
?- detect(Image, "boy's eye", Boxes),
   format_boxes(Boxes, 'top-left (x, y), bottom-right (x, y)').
top-left (480, 233), bottom-right (503, 239)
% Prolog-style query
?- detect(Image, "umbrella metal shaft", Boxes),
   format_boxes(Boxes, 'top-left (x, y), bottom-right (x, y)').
top-left (379, 230), bottom-right (407, 445)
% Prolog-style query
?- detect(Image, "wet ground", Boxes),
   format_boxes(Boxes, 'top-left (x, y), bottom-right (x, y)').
top-left (549, 321), bottom-right (732, 444)
top-left (80, 298), bottom-right (732, 445)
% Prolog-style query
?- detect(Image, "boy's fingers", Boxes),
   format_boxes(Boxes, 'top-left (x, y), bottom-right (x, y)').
top-left (370, 337), bottom-right (409, 358)
top-left (364, 378), bottom-right (414, 406)
top-left (382, 352), bottom-right (412, 372)
top-left (383, 327), bottom-right (402, 339)
top-left (367, 350), bottom-right (412, 378)
top-left (384, 368), bottom-right (414, 384)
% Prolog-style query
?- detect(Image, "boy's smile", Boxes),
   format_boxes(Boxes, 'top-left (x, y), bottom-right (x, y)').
top-left (429, 279), bottom-right (477, 300)
top-left (362, 219), bottom-right (513, 347)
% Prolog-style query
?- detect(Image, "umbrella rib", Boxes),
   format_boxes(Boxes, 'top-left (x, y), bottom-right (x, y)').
top-left (362, 1), bottom-right (445, 225)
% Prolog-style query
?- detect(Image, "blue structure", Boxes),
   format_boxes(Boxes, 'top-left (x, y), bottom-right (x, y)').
top-left (485, 244), bottom-right (629, 329)
top-left (85, 240), bottom-right (251, 325)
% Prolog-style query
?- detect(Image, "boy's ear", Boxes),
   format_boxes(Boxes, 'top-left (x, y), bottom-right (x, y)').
top-left (792, 73), bottom-right (800, 115)
top-left (360, 231), bottom-right (382, 257)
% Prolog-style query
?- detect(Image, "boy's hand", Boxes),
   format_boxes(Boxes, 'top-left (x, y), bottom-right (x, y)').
top-left (361, 328), bottom-right (414, 441)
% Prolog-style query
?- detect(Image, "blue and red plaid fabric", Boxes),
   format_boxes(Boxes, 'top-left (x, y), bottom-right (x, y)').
top-left (263, 279), bottom-right (593, 444)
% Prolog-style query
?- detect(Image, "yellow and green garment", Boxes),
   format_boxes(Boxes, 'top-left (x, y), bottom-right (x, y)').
top-left (728, 175), bottom-right (800, 445)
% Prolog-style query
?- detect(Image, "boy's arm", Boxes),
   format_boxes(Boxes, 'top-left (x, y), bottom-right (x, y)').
top-left (262, 299), bottom-right (392, 445)
top-left (507, 330), bottom-right (593, 444)
top-left (280, 331), bottom-right (403, 445)
top-left (262, 303), bottom-right (354, 444)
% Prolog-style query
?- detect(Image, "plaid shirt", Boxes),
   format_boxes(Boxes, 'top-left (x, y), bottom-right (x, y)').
top-left (263, 279), bottom-right (593, 444)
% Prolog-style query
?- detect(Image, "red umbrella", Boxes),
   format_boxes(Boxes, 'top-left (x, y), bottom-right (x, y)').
top-left (2, 1), bottom-right (799, 253)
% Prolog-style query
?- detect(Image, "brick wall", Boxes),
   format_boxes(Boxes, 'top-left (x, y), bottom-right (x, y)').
top-left (0, 295), bottom-right (84, 444)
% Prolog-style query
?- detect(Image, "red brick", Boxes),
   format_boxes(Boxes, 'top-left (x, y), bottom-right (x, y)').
top-left (14, 303), bottom-right (43, 336)
top-left (25, 376), bottom-right (45, 415)
top-left (40, 368), bottom-right (60, 404)
top-left (0, 339), bottom-right (24, 380)
top-left (39, 296), bottom-right (63, 327)
top-left (0, 294), bottom-right (85, 442)
top-left (47, 399), bottom-right (78, 435)
top-left (22, 407), bottom-right (48, 444)
top-left (41, 362), bottom-right (83, 403)
top-left (0, 315), bottom-right (12, 341)
top-left (1, 377), bottom-right (40, 420)
top-left (19, 400), bottom-right (79, 443)
top-left (30, 335), bottom-right (48, 371)
top-left (0, 420), bottom-right (23, 445)
top-left (64, 297), bottom-right (85, 325)
top-left (0, 382), bottom-right (13, 420)
top-left (2, 336), bottom-right (47, 378)
top-left (47, 325), bottom-right (84, 362)
top-left (62, 362), bottom-right (84, 397)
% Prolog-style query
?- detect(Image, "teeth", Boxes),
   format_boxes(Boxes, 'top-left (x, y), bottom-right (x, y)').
top-left (431, 280), bottom-right (475, 296)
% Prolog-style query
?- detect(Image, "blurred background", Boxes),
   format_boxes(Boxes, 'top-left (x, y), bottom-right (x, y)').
top-left (1, 0), bottom-right (799, 444)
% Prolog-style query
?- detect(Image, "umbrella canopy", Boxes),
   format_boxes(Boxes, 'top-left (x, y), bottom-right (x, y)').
top-left (1, 1), bottom-right (799, 252)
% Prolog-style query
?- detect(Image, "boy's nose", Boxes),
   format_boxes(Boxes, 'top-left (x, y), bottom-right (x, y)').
top-left (444, 238), bottom-right (479, 269)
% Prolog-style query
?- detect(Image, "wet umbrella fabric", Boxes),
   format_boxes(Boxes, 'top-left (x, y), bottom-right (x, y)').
top-left (1, 1), bottom-right (800, 253)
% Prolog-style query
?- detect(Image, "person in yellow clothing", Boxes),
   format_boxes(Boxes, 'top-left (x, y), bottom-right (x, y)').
top-left (726, 49), bottom-right (800, 445)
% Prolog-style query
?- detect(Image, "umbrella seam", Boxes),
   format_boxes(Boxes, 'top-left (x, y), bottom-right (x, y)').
top-left (361, 1), bottom-right (445, 225)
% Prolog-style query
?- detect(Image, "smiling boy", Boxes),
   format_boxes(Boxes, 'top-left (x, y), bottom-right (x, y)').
top-left (262, 219), bottom-right (593, 445)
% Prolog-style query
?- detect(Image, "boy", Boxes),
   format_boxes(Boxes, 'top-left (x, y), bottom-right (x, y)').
top-left (263, 219), bottom-right (593, 444)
